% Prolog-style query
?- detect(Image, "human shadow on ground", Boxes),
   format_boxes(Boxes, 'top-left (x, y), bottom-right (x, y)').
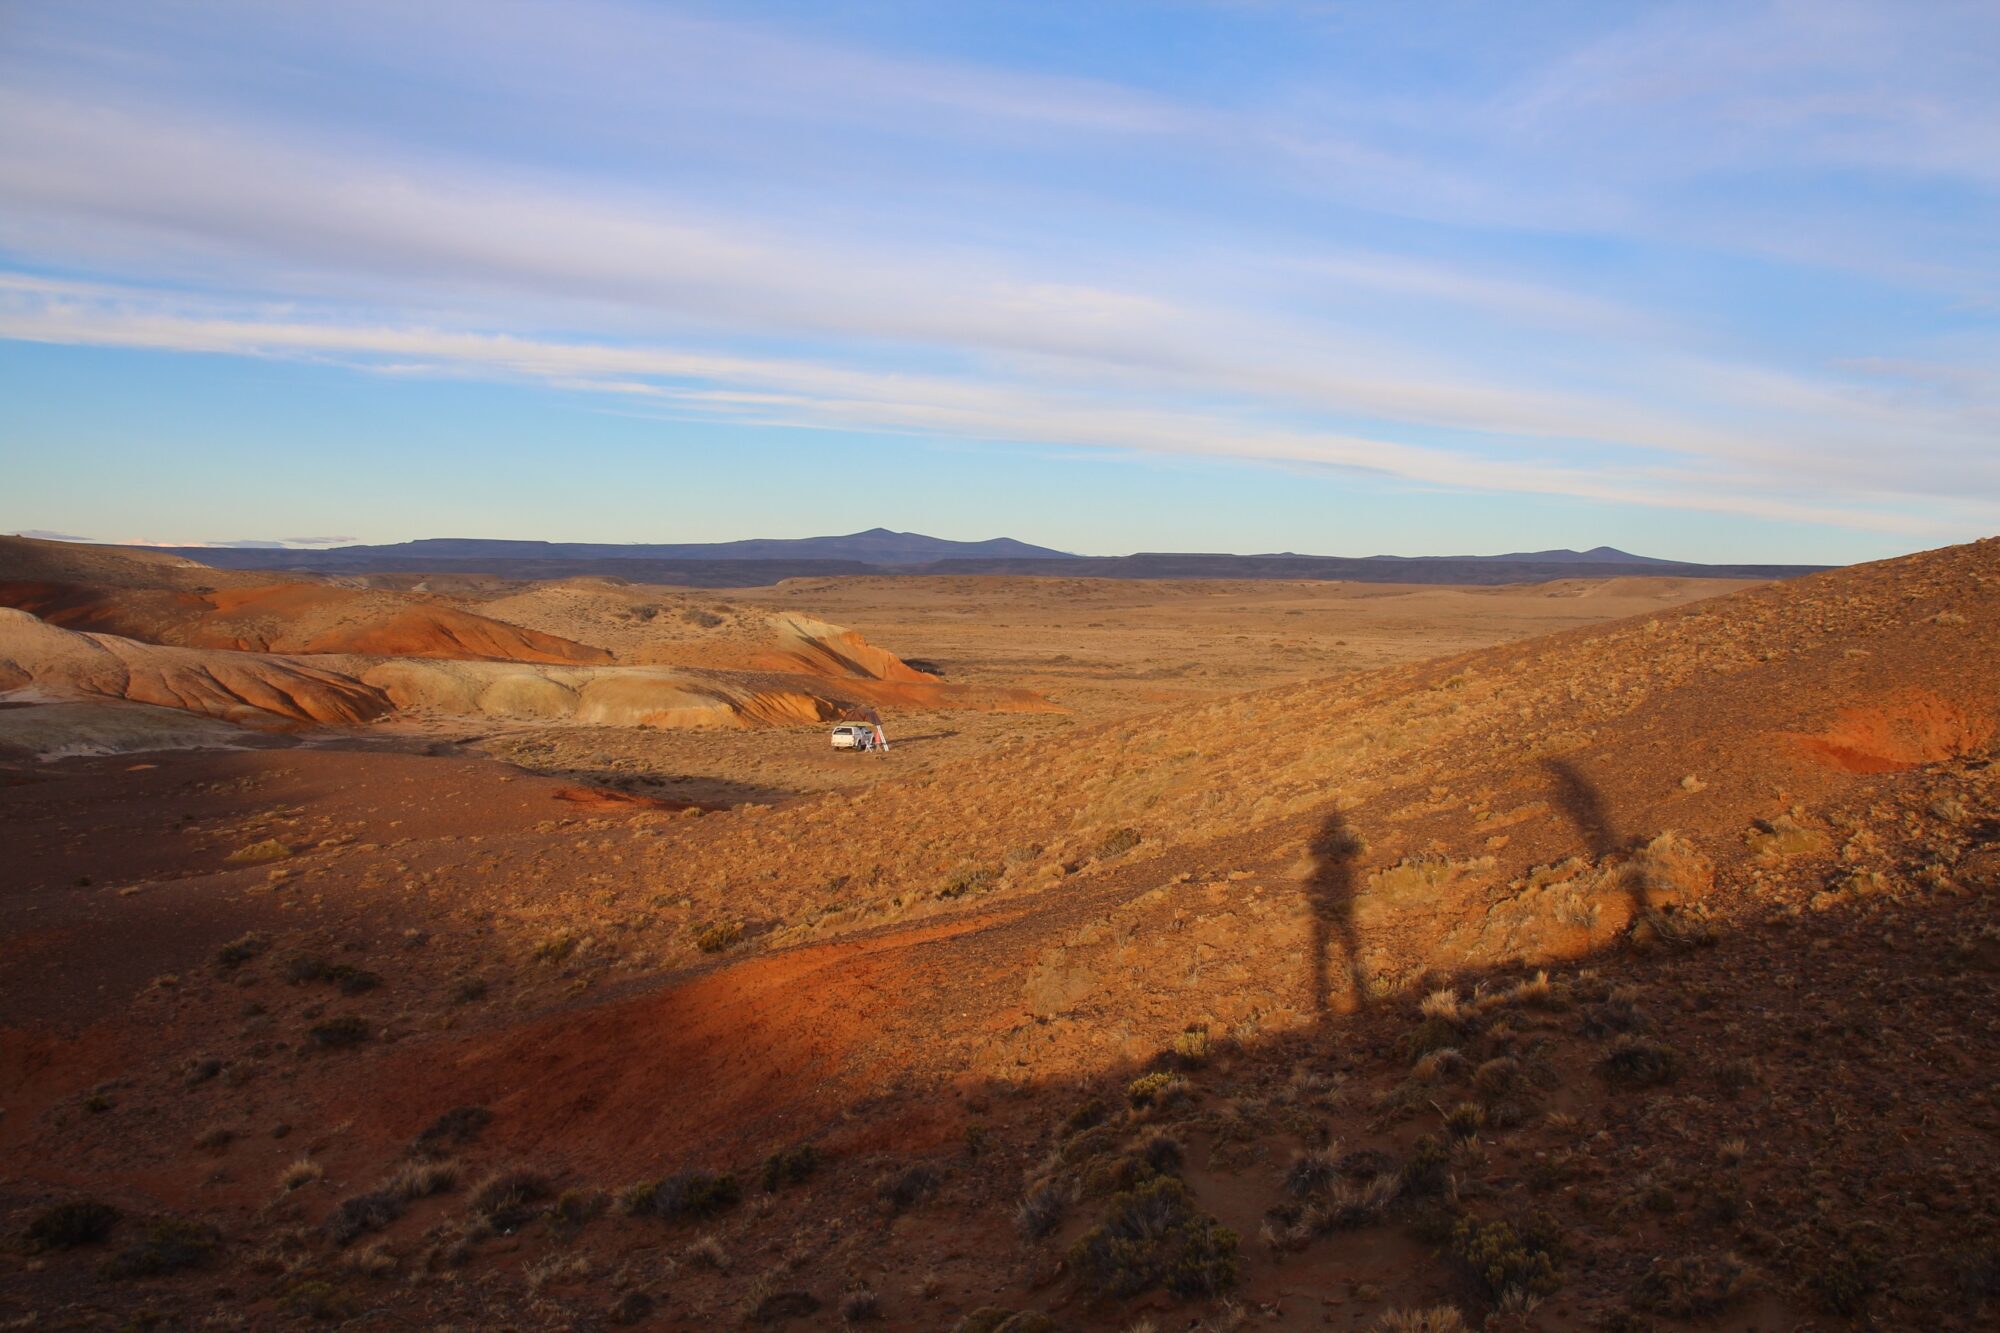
top-left (1304, 810), bottom-right (1364, 1019)
top-left (1544, 756), bottom-right (1650, 918)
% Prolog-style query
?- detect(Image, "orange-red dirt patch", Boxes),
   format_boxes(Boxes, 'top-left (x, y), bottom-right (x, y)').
top-left (1791, 689), bottom-right (1995, 772)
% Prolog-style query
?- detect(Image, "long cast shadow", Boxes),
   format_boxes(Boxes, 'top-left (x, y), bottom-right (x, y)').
top-left (1543, 756), bottom-right (1650, 917)
top-left (1304, 811), bottom-right (1363, 1019)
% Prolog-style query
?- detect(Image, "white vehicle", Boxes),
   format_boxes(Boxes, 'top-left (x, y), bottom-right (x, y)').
top-left (830, 722), bottom-right (876, 751)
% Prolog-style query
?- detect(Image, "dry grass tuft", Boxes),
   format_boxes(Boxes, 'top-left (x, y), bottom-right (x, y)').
top-left (1375, 1306), bottom-right (1469, 1332)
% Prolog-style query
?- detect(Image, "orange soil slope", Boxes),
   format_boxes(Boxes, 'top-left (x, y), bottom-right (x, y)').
top-left (369, 539), bottom-right (2000, 1162)
top-left (3, 543), bottom-right (1997, 1329)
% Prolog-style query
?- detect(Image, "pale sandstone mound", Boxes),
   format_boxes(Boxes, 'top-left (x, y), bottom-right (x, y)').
top-left (0, 578), bottom-right (610, 665)
top-left (0, 608), bottom-right (391, 727)
top-left (755, 613), bottom-right (938, 682)
top-left (0, 609), bottom-right (1016, 733)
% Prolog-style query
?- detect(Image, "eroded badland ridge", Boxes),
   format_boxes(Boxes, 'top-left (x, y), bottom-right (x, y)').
top-left (1, 536), bottom-right (1996, 1330)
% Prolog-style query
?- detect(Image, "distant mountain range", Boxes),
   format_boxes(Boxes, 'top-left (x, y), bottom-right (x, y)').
top-left (136, 529), bottom-right (1826, 587)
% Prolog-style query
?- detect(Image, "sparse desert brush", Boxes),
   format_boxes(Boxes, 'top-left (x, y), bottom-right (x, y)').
top-left (643, 1168), bottom-right (740, 1221)
top-left (1375, 1307), bottom-right (1469, 1333)
top-left (450, 977), bottom-right (488, 1004)
top-left (1064, 1097), bottom-right (1110, 1136)
top-left (279, 1278), bottom-right (360, 1320)
top-left (25, 1199), bottom-right (120, 1250)
top-left (324, 1190), bottom-right (403, 1246)
top-left (1016, 1178), bottom-right (1073, 1241)
top-left (682, 1232), bottom-right (730, 1271)
top-left (760, 1143), bottom-right (821, 1191)
top-left (1317, 1172), bottom-right (1403, 1231)
top-left (1450, 1214), bottom-right (1562, 1303)
top-left (1633, 831), bottom-right (1714, 904)
top-left (692, 921), bottom-right (741, 954)
top-left (1419, 988), bottom-right (1464, 1023)
top-left (1125, 1071), bottom-right (1186, 1109)
top-left (840, 1289), bottom-right (884, 1323)
top-left (193, 1124), bottom-right (235, 1152)
top-left (284, 954), bottom-right (381, 994)
top-left (1068, 1175), bottom-right (1237, 1299)
top-left (467, 1169), bottom-right (553, 1231)
top-left (1411, 1046), bottom-right (1467, 1082)
top-left (937, 864), bottom-right (999, 899)
top-left (1508, 971), bottom-right (1556, 1008)
top-left (1173, 1026), bottom-right (1211, 1068)
top-left (342, 1239), bottom-right (398, 1278)
top-left (278, 1144), bottom-right (320, 1184)
top-left (951, 1308), bottom-right (1056, 1333)
top-left (384, 1157), bottom-right (459, 1201)
top-left (1441, 1100), bottom-right (1486, 1139)
top-left (1139, 1132), bottom-right (1184, 1174)
top-left (100, 1217), bottom-right (220, 1279)
top-left (1598, 1035), bottom-right (1678, 1088)
top-left (1781, 1219), bottom-right (1889, 1316)
top-left (878, 1163), bottom-right (942, 1213)
top-left (411, 1104), bottom-right (492, 1155)
top-left (215, 932), bottom-right (268, 968)
top-left (550, 1188), bottom-right (608, 1235)
top-left (1471, 1057), bottom-right (1523, 1098)
top-left (1284, 1146), bottom-right (1340, 1199)
top-left (1630, 1252), bottom-right (1751, 1317)
top-left (1718, 1138), bottom-right (1748, 1165)
top-left (525, 1251), bottom-right (589, 1293)
top-left (533, 930), bottom-right (581, 964)
top-left (1401, 1135), bottom-right (1452, 1197)
top-left (1093, 827), bottom-right (1141, 860)
top-left (306, 1015), bottom-right (370, 1049)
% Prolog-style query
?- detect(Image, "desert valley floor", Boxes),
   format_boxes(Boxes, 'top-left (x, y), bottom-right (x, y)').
top-left (2, 535), bottom-right (1997, 1330)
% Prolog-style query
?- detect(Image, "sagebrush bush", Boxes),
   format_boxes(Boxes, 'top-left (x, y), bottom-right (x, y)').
top-left (693, 922), bottom-right (741, 954)
top-left (215, 932), bottom-right (268, 968)
top-left (100, 1217), bottom-right (219, 1278)
top-left (1125, 1072), bottom-right (1183, 1109)
top-left (1450, 1214), bottom-right (1562, 1302)
top-left (26, 1199), bottom-right (119, 1250)
top-left (938, 865), bottom-right (999, 899)
top-left (1093, 827), bottom-right (1141, 859)
top-left (468, 1170), bottom-right (552, 1231)
top-left (878, 1164), bottom-right (941, 1214)
top-left (324, 1191), bottom-right (403, 1246)
top-left (1599, 1035), bottom-right (1678, 1088)
top-left (1630, 1252), bottom-right (1751, 1317)
top-left (1285, 1147), bottom-right (1339, 1199)
top-left (760, 1144), bottom-right (820, 1192)
top-left (1016, 1179), bottom-right (1071, 1241)
top-left (307, 1015), bottom-right (370, 1049)
top-left (646, 1169), bottom-right (740, 1221)
top-left (1067, 1176), bottom-right (1237, 1299)
top-left (411, 1105), bottom-right (492, 1155)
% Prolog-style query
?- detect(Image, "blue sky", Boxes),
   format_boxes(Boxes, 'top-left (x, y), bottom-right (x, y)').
top-left (0, 1), bottom-right (1995, 562)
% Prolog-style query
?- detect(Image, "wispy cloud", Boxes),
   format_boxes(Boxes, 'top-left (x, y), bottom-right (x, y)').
top-left (0, 0), bottom-right (1994, 551)
top-left (3, 278), bottom-right (1987, 535)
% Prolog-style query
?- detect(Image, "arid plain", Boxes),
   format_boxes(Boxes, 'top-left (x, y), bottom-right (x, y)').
top-left (3, 535), bottom-right (1997, 1331)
